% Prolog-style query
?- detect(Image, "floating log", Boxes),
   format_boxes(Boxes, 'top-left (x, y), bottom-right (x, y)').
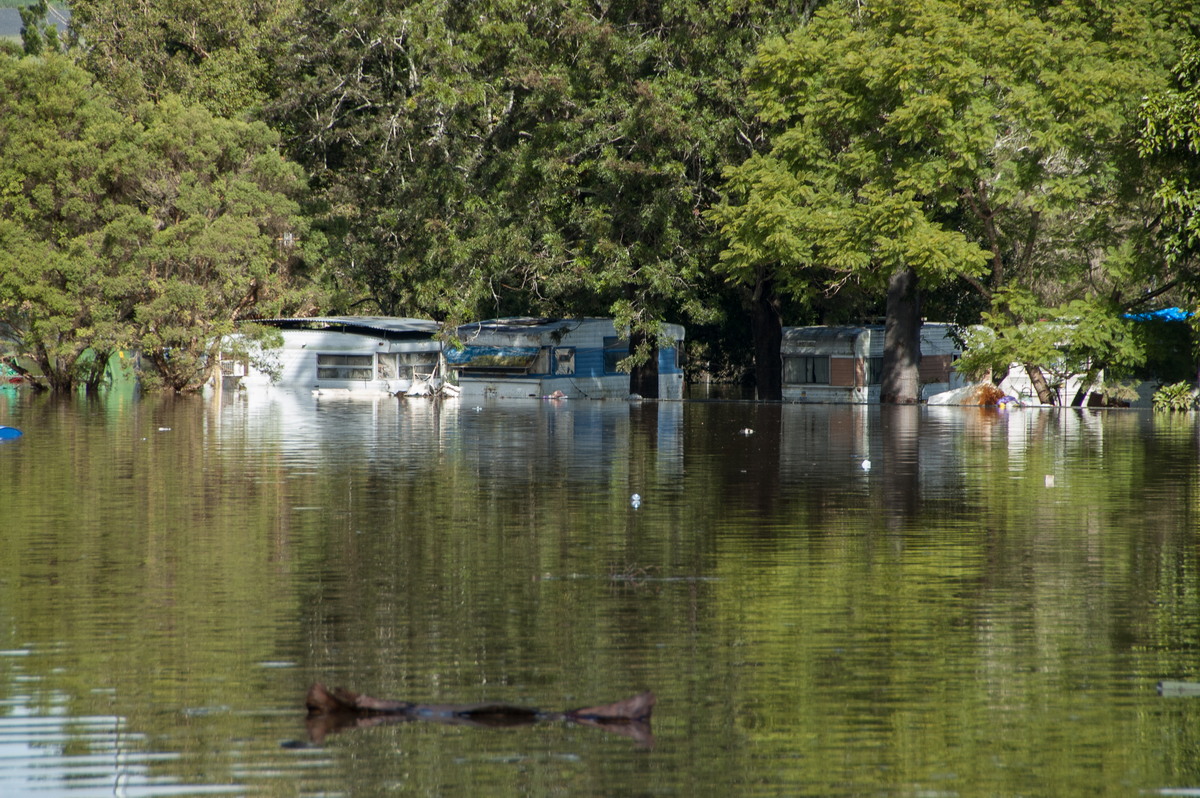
top-left (304, 683), bottom-right (655, 746)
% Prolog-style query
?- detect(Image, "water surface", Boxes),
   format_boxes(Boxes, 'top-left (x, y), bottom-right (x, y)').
top-left (1, 389), bottom-right (1199, 796)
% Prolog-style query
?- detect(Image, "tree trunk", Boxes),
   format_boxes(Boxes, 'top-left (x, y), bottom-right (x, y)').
top-left (35, 344), bottom-right (76, 394)
top-left (1025, 364), bottom-right (1056, 404)
top-left (749, 275), bottom-right (782, 400)
top-left (880, 266), bottom-right (921, 404)
top-left (629, 328), bottom-right (659, 398)
top-left (83, 349), bottom-right (111, 394)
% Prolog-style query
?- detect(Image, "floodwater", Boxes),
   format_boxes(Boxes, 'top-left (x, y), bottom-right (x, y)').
top-left (1, 387), bottom-right (1199, 797)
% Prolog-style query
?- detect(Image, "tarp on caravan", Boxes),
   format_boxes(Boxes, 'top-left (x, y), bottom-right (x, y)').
top-left (444, 346), bottom-right (540, 370)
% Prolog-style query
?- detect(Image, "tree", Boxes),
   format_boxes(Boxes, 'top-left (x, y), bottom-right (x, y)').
top-left (268, 0), bottom-right (814, 393)
top-left (18, 0), bottom-right (65, 57)
top-left (712, 0), bottom-right (1185, 402)
top-left (0, 54), bottom-right (140, 392)
top-left (67, 0), bottom-right (301, 117)
top-left (0, 54), bottom-right (314, 393)
top-left (1139, 39), bottom-right (1200, 284)
top-left (122, 97), bottom-right (317, 391)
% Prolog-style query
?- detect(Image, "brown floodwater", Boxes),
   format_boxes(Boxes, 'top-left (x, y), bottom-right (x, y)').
top-left (1, 387), bottom-right (1199, 796)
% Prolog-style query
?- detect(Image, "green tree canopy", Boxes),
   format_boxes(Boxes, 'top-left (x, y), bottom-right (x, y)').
top-left (1140, 39), bottom-right (1200, 273)
top-left (267, 0), bottom-right (810, 382)
top-left (0, 53), bottom-right (314, 393)
top-left (0, 53), bottom-right (140, 391)
top-left (68, 0), bottom-right (301, 117)
top-left (712, 0), bottom-right (1189, 401)
top-left (123, 96), bottom-right (317, 391)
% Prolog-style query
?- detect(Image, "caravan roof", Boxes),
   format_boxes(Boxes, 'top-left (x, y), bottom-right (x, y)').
top-left (245, 317), bottom-right (442, 340)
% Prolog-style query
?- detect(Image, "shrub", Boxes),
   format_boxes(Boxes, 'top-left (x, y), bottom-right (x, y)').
top-left (1152, 381), bottom-right (1198, 412)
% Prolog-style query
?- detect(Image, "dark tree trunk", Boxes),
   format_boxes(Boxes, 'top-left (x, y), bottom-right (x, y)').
top-left (629, 328), bottom-right (660, 398)
top-left (1025, 364), bottom-right (1056, 404)
top-left (749, 275), bottom-right (782, 400)
top-left (35, 344), bottom-right (76, 394)
top-left (880, 267), bottom-right (922, 404)
top-left (82, 349), bottom-right (111, 394)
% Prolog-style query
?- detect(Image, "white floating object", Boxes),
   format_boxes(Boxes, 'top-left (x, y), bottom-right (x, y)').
top-left (1045, 474), bottom-right (1055, 488)
top-left (631, 493), bottom-right (642, 509)
top-left (861, 459), bottom-right (871, 471)
top-left (157, 427), bottom-right (171, 432)
top-left (473, 406), bottom-right (483, 412)
top-left (738, 428), bottom-right (754, 436)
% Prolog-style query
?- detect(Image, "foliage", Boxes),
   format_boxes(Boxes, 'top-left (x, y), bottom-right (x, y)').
top-left (957, 290), bottom-right (1147, 397)
top-left (1093, 380), bottom-right (1141, 407)
top-left (0, 53), bottom-right (315, 393)
top-left (1152, 381), bottom-right (1198, 412)
top-left (0, 54), bottom-right (140, 391)
top-left (712, 0), bottom-right (1188, 397)
top-left (266, 0), bottom-right (811, 362)
top-left (67, 0), bottom-right (302, 118)
top-left (1140, 40), bottom-right (1200, 268)
top-left (16, 0), bottom-right (62, 56)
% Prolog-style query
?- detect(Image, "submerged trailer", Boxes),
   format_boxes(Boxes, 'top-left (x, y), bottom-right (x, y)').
top-left (223, 317), bottom-right (445, 396)
top-left (781, 322), bottom-right (964, 404)
top-left (447, 317), bottom-right (685, 400)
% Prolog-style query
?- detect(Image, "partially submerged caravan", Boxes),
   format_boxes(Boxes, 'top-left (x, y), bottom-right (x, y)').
top-left (447, 318), bottom-right (685, 400)
top-left (223, 317), bottom-right (444, 396)
top-left (781, 323), bottom-right (964, 403)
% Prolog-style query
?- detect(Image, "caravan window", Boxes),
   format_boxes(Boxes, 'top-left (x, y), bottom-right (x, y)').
top-left (554, 348), bottom-right (576, 375)
top-left (377, 354), bottom-right (399, 379)
top-left (532, 347), bottom-right (552, 374)
top-left (400, 352), bottom-right (437, 378)
top-left (784, 355), bottom-right (830, 384)
top-left (866, 357), bottom-right (884, 385)
top-left (378, 353), bottom-right (438, 379)
top-left (603, 337), bottom-right (628, 373)
top-left (220, 353), bottom-right (248, 377)
top-left (317, 354), bottom-right (373, 381)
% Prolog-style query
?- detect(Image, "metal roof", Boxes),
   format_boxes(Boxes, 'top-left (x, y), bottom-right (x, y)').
top-left (245, 317), bottom-right (442, 338)
top-left (455, 317), bottom-right (581, 336)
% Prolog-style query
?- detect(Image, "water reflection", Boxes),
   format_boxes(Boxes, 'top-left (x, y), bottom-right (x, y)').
top-left (1, 393), bottom-right (1200, 796)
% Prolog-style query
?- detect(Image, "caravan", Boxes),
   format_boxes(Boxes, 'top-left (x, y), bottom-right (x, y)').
top-left (781, 323), bottom-right (964, 403)
top-left (447, 318), bottom-right (685, 400)
top-left (223, 317), bottom-right (444, 396)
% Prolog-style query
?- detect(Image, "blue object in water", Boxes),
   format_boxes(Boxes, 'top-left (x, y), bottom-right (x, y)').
top-left (0, 426), bottom-right (23, 440)
top-left (1124, 307), bottom-right (1193, 322)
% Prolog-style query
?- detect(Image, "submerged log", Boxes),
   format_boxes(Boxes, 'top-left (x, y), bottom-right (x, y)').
top-left (304, 683), bottom-right (655, 746)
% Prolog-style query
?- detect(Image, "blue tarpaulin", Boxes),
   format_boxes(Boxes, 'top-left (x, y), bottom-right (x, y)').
top-left (1123, 308), bottom-right (1193, 322)
top-left (444, 345), bottom-right (539, 367)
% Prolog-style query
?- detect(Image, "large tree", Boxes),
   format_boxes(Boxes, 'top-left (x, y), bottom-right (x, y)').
top-left (712, 0), bottom-right (1187, 401)
top-left (67, 0), bottom-right (300, 118)
top-left (267, 0), bottom-right (813, 391)
top-left (0, 54), bottom-right (313, 393)
top-left (0, 54), bottom-right (141, 391)
top-left (1140, 39), bottom-right (1200, 278)
top-left (122, 96), bottom-right (317, 391)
